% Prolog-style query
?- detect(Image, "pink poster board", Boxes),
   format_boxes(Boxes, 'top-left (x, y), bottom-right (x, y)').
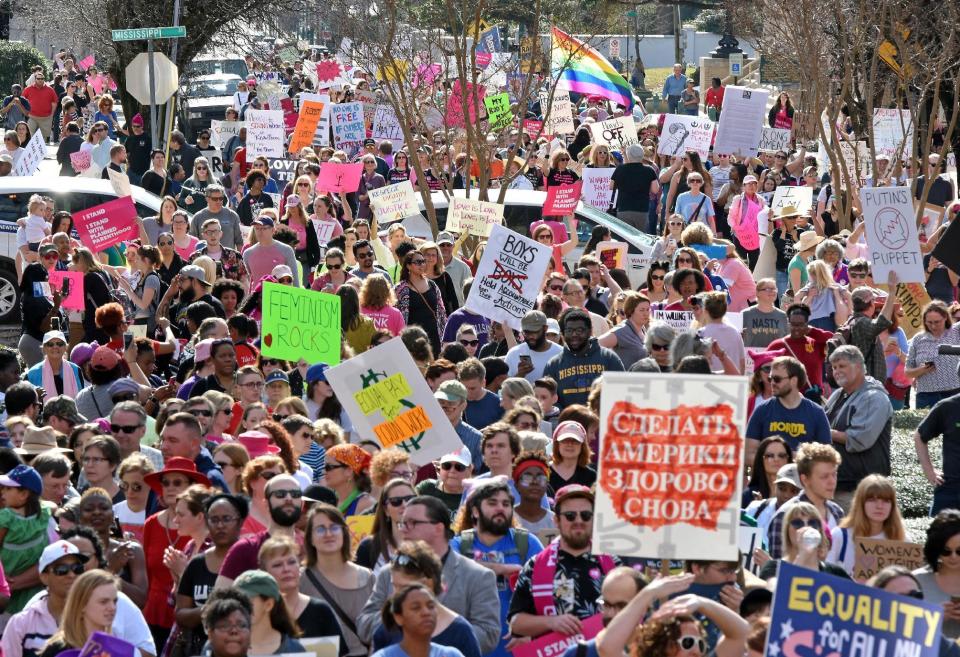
top-left (315, 162), bottom-right (364, 194)
top-left (48, 271), bottom-right (84, 310)
top-left (543, 181), bottom-right (583, 216)
top-left (73, 196), bottom-right (139, 252)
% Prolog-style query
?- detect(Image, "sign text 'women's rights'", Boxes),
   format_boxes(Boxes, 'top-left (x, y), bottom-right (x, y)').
top-left (260, 283), bottom-right (341, 365)
top-left (73, 196), bottom-right (139, 253)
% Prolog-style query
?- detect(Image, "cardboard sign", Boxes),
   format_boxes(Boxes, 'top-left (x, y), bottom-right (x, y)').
top-left (368, 182), bottom-right (419, 224)
top-left (260, 282), bottom-right (341, 365)
top-left (313, 219), bottom-right (340, 244)
top-left (324, 337), bottom-right (463, 462)
top-left (540, 90), bottom-right (575, 136)
top-left (107, 167), bottom-right (132, 198)
top-left (581, 168), bottom-right (615, 211)
top-left (199, 148), bottom-right (226, 176)
top-left (513, 615), bottom-right (604, 657)
top-left (447, 197), bottom-right (505, 237)
top-left (299, 93), bottom-right (331, 147)
top-left (918, 202), bottom-right (945, 243)
top-left (210, 120), bottom-right (242, 150)
top-left (894, 282), bottom-right (932, 339)
top-left (589, 116), bottom-right (638, 152)
top-left (594, 373), bottom-right (747, 560)
top-left (48, 270), bottom-right (84, 311)
top-left (713, 86), bottom-right (770, 157)
top-left (70, 150), bottom-right (91, 172)
top-left (860, 186), bottom-right (924, 283)
top-left (852, 537), bottom-right (924, 582)
top-left (73, 196), bottom-right (139, 253)
top-left (246, 109), bottom-right (285, 160)
top-left (543, 181), bottom-right (583, 216)
top-left (298, 638), bottom-right (339, 657)
top-left (267, 157), bottom-right (299, 189)
top-left (331, 102), bottom-right (365, 157)
top-left (13, 129), bottom-right (47, 176)
top-left (372, 104), bottom-right (404, 147)
top-left (658, 115), bottom-right (715, 158)
top-left (837, 140), bottom-right (871, 180)
top-left (315, 162), bottom-right (364, 194)
top-left (757, 127), bottom-right (792, 153)
top-left (484, 92), bottom-right (513, 131)
top-left (651, 309), bottom-right (695, 331)
top-left (596, 240), bottom-right (627, 269)
top-left (464, 224), bottom-right (552, 331)
top-left (289, 100), bottom-right (325, 153)
top-left (770, 186), bottom-right (813, 216)
top-left (873, 108), bottom-right (914, 159)
top-left (767, 562), bottom-right (942, 657)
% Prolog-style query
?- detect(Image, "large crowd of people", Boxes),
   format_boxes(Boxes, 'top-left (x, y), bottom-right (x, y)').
top-left (0, 37), bottom-right (958, 657)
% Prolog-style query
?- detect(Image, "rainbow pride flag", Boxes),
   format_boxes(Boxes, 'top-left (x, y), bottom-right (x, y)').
top-left (551, 27), bottom-right (633, 109)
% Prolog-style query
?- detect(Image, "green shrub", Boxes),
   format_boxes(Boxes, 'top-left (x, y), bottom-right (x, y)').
top-left (0, 42), bottom-right (50, 95)
top-left (890, 409), bottom-right (933, 542)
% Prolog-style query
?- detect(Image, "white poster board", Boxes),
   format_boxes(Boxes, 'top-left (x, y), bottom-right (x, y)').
top-left (581, 167), bottom-right (616, 211)
top-left (589, 116), bottom-right (639, 152)
top-left (324, 337), bottom-right (463, 464)
top-left (372, 104), bottom-right (404, 148)
top-left (757, 127), bottom-right (792, 153)
top-left (540, 90), bottom-right (575, 136)
top-left (658, 115), bottom-right (715, 158)
top-left (464, 223), bottom-right (552, 331)
top-left (447, 196), bottom-right (504, 237)
top-left (107, 167), bottom-right (132, 198)
top-left (331, 102), bottom-right (366, 157)
top-left (873, 109), bottom-right (914, 159)
top-left (859, 186), bottom-right (925, 283)
top-left (368, 182), bottom-right (420, 223)
top-left (651, 309), bottom-right (694, 331)
top-left (769, 186), bottom-right (813, 216)
top-left (594, 373), bottom-right (747, 560)
top-left (713, 86), bottom-right (770, 158)
top-left (200, 148), bottom-right (226, 176)
top-left (246, 109), bottom-right (285, 160)
top-left (13, 129), bottom-right (47, 177)
top-left (210, 120), bottom-right (242, 150)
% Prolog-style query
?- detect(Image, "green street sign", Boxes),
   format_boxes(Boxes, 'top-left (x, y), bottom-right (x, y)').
top-left (111, 26), bottom-right (186, 41)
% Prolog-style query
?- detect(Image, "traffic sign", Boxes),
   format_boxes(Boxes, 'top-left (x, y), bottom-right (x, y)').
top-left (729, 53), bottom-right (743, 76)
top-left (125, 52), bottom-right (179, 104)
top-left (112, 26), bottom-right (186, 41)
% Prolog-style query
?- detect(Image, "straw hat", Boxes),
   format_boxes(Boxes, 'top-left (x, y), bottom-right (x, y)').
top-left (796, 231), bottom-right (824, 253)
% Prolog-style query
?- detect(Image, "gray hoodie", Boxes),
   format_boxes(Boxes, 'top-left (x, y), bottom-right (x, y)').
top-left (824, 376), bottom-right (893, 491)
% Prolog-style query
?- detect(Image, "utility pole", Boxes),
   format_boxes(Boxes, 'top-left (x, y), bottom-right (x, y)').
top-left (673, 3), bottom-right (681, 65)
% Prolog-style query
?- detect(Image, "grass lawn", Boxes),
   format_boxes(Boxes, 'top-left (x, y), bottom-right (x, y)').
top-left (642, 66), bottom-right (698, 96)
top-left (890, 409), bottom-right (937, 543)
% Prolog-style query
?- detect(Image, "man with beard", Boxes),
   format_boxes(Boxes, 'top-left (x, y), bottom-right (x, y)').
top-left (508, 485), bottom-right (620, 639)
top-left (214, 473), bottom-right (303, 587)
top-left (158, 412), bottom-right (228, 492)
top-left (543, 309), bottom-right (623, 407)
top-left (452, 480), bottom-right (544, 657)
top-left (504, 311), bottom-right (563, 382)
top-left (100, 144), bottom-right (128, 179)
top-left (161, 265), bottom-right (226, 337)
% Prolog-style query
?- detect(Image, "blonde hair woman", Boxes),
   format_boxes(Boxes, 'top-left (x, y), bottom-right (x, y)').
top-left (42, 570), bottom-right (119, 657)
top-left (795, 259), bottom-right (850, 331)
top-left (758, 502), bottom-right (850, 580)
top-left (828, 475), bottom-right (906, 575)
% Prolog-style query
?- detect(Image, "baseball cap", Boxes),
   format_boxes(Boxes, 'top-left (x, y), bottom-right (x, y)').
top-left (521, 310), bottom-right (548, 332)
top-left (439, 446), bottom-right (472, 466)
top-left (302, 484), bottom-right (338, 505)
top-left (306, 363), bottom-right (330, 384)
top-left (436, 231), bottom-right (455, 245)
top-left (554, 483), bottom-right (594, 507)
top-left (0, 464), bottom-right (43, 495)
top-left (743, 175), bottom-right (758, 185)
top-left (43, 396), bottom-right (86, 425)
top-left (90, 346), bottom-right (121, 371)
top-left (272, 264), bottom-right (294, 280)
top-left (108, 377), bottom-right (141, 399)
top-left (234, 569), bottom-right (281, 601)
top-left (363, 138), bottom-right (376, 146)
top-left (546, 319), bottom-right (561, 336)
top-left (774, 463), bottom-right (801, 488)
top-left (39, 539), bottom-right (90, 572)
top-left (553, 420), bottom-right (586, 444)
top-left (253, 216), bottom-right (275, 227)
top-left (42, 330), bottom-right (67, 346)
top-left (194, 338), bottom-right (215, 363)
top-left (180, 264), bottom-right (211, 286)
top-left (39, 244), bottom-right (59, 256)
top-left (434, 380), bottom-right (467, 403)
top-left (265, 370), bottom-right (290, 385)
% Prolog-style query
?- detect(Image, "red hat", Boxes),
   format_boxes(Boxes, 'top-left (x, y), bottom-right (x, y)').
top-left (237, 431), bottom-right (281, 459)
top-left (554, 484), bottom-right (594, 509)
top-left (747, 348), bottom-right (787, 370)
top-left (144, 457), bottom-right (211, 495)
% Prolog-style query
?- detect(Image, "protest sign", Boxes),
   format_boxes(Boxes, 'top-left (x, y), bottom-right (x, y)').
top-left (753, 235), bottom-right (777, 282)
top-left (513, 615), bottom-right (603, 657)
top-left (594, 372), bottom-right (747, 560)
top-left (80, 632), bottom-right (135, 657)
top-left (316, 162), bottom-right (364, 194)
top-left (589, 116), bottom-right (639, 152)
top-left (853, 537), bottom-right (924, 582)
top-left (596, 241), bottom-right (627, 269)
top-left (581, 168), bottom-right (615, 211)
top-left (651, 309), bottom-right (694, 331)
top-left (465, 224), bottom-right (553, 332)
top-left (893, 282), bottom-right (931, 339)
top-left (757, 127), bottom-right (792, 153)
top-left (860, 186), bottom-right (924, 282)
top-left (540, 90), bottom-right (575, 135)
top-left (73, 196), bottom-right (139, 253)
top-left (658, 115), bottom-right (715, 158)
top-left (260, 283), bottom-right (341, 365)
top-left (299, 93), bottom-right (331, 147)
top-left (268, 158), bottom-right (299, 189)
top-left (543, 181), bottom-right (583, 216)
top-left (767, 561), bottom-right (942, 657)
top-left (931, 217), bottom-right (960, 277)
top-left (331, 102), bottom-right (365, 157)
top-left (199, 149), bottom-right (226, 175)
top-left (369, 182), bottom-right (419, 224)
top-left (447, 197), bottom-right (505, 237)
top-left (769, 186), bottom-right (813, 216)
top-left (289, 100), bottom-right (325, 153)
top-left (484, 93), bottom-right (513, 131)
top-left (70, 150), bottom-right (91, 172)
top-left (325, 337), bottom-right (463, 462)
top-left (713, 86), bottom-right (770, 157)
top-left (13, 129), bottom-right (46, 176)
top-left (246, 109), bottom-right (285, 160)
top-left (738, 526), bottom-right (765, 574)
top-left (873, 108), bottom-right (914, 159)
top-left (918, 202), bottom-right (945, 244)
top-left (48, 271), bottom-right (84, 311)
top-left (345, 515), bottom-right (375, 557)
top-left (837, 140), bottom-right (871, 179)
top-left (312, 219), bottom-right (340, 244)
top-left (522, 119), bottom-right (545, 139)
top-left (107, 167), bottom-right (132, 198)
top-left (445, 81), bottom-right (485, 128)
top-left (210, 120), bottom-right (242, 149)
top-left (298, 638), bottom-right (339, 657)
top-left (372, 104), bottom-right (404, 147)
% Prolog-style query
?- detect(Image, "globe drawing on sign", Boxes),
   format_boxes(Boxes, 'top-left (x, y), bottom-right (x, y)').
top-left (874, 207), bottom-right (910, 250)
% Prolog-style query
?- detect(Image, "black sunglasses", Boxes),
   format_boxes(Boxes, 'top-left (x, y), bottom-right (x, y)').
top-left (386, 495), bottom-right (415, 508)
top-left (560, 510), bottom-right (593, 522)
top-left (440, 462), bottom-right (467, 472)
top-left (47, 562), bottom-right (85, 576)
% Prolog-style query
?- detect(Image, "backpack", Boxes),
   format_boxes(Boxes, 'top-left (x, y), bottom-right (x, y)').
top-left (458, 528), bottom-right (531, 564)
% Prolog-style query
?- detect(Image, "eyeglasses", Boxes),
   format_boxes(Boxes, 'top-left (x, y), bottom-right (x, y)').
top-left (119, 481), bottom-right (145, 493)
top-left (560, 510), bottom-right (593, 522)
top-left (519, 472), bottom-right (548, 486)
top-left (769, 375), bottom-right (792, 384)
top-left (325, 463), bottom-right (348, 472)
top-left (328, 263), bottom-right (342, 270)
top-left (558, 157), bottom-right (570, 162)
top-left (679, 636), bottom-right (707, 653)
top-left (905, 590), bottom-right (924, 599)
top-left (668, 221), bottom-right (684, 226)
top-left (94, 127), bottom-right (106, 133)
top-left (260, 471), bottom-right (280, 481)
top-left (386, 495), bottom-right (415, 507)
top-left (314, 524), bottom-right (343, 536)
top-left (688, 179), bottom-right (703, 185)
top-left (460, 339), bottom-right (479, 347)
top-left (208, 196), bottom-right (225, 202)
top-left (196, 166), bottom-right (209, 171)
top-left (650, 274), bottom-right (665, 281)
top-left (440, 462), bottom-right (467, 472)
top-left (676, 257), bottom-right (694, 264)
top-left (82, 456), bottom-right (108, 465)
top-left (564, 326), bottom-right (589, 336)
top-left (397, 518), bottom-right (436, 530)
top-left (189, 409), bottom-right (212, 417)
top-left (268, 489), bottom-right (302, 500)
top-left (111, 423), bottom-right (142, 434)
top-left (208, 515), bottom-right (239, 526)
top-left (941, 547), bottom-right (960, 557)
top-left (409, 259), bottom-right (426, 265)
top-left (47, 562), bottom-right (85, 576)
top-left (239, 380), bottom-right (264, 388)
top-left (297, 182), bottom-right (311, 188)
top-left (213, 622), bottom-right (250, 633)
top-left (43, 253), bottom-right (59, 260)
top-left (390, 469), bottom-right (414, 481)
top-left (789, 518), bottom-right (821, 530)
top-left (158, 240), bottom-right (173, 246)
top-left (45, 341), bottom-right (66, 348)
top-left (261, 359), bottom-right (282, 367)
top-left (764, 451), bottom-right (789, 460)
top-left (356, 251), bottom-right (373, 259)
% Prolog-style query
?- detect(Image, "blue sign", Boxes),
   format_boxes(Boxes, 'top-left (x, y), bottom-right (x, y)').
top-left (767, 562), bottom-right (943, 657)
top-left (477, 26), bottom-right (502, 54)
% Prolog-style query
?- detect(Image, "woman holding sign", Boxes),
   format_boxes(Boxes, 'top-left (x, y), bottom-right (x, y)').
top-left (827, 475), bottom-right (906, 575)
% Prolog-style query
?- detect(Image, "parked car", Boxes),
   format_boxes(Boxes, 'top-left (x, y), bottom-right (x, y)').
top-left (0, 176), bottom-right (178, 323)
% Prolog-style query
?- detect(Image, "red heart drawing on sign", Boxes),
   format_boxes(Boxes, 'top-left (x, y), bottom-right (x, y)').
top-left (264, 334), bottom-right (273, 347)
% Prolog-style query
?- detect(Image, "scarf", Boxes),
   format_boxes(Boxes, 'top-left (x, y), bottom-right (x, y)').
top-left (42, 358), bottom-right (79, 400)
top-left (530, 539), bottom-right (616, 615)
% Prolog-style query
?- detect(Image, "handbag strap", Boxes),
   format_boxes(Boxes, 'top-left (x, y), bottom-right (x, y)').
top-left (304, 568), bottom-right (368, 647)
top-left (691, 195), bottom-right (708, 222)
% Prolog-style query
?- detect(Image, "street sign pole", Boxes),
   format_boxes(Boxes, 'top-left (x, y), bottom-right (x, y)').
top-left (148, 40), bottom-right (158, 149)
